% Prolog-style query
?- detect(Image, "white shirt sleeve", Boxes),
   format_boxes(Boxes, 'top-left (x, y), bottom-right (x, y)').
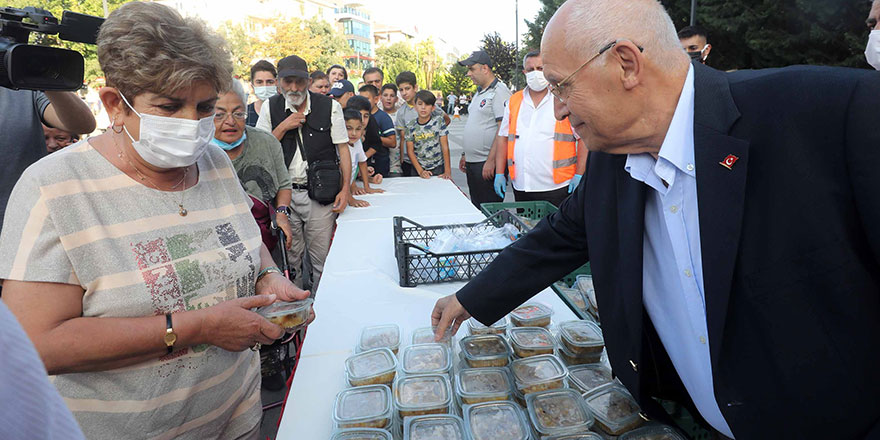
top-left (255, 102), bottom-right (273, 134)
top-left (329, 100), bottom-right (350, 145)
top-left (497, 103), bottom-right (511, 137)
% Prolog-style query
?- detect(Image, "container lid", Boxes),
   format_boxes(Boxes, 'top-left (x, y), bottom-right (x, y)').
top-left (559, 320), bottom-right (604, 349)
top-left (332, 384), bottom-right (393, 426)
top-left (463, 401), bottom-right (531, 440)
top-left (508, 326), bottom-right (556, 351)
top-left (575, 275), bottom-right (598, 310)
top-left (253, 298), bottom-right (313, 319)
top-left (510, 302), bottom-right (553, 324)
top-left (455, 368), bottom-right (511, 398)
top-left (330, 427), bottom-right (394, 440)
top-left (358, 324), bottom-right (401, 352)
top-left (510, 354), bottom-right (568, 386)
top-left (403, 414), bottom-right (466, 440)
top-left (394, 374), bottom-right (452, 411)
top-left (618, 424), bottom-right (689, 440)
top-left (543, 433), bottom-right (604, 440)
top-left (459, 335), bottom-right (511, 361)
top-left (525, 388), bottom-right (594, 435)
top-left (466, 316), bottom-right (508, 332)
top-left (345, 348), bottom-right (398, 380)
top-left (401, 343), bottom-right (451, 375)
top-left (411, 327), bottom-right (453, 345)
top-left (583, 383), bottom-right (643, 431)
top-left (567, 364), bottom-right (613, 393)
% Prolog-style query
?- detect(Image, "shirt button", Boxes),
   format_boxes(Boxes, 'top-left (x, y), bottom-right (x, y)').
top-left (700, 336), bottom-right (707, 344)
top-left (686, 163), bottom-right (694, 171)
top-left (684, 268), bottom-right (693, 277)
top-left (669, 205), bottom-right (679, 214)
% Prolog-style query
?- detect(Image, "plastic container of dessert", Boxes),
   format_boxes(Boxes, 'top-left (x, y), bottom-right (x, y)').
top-left (525, 388), bottom-right (594, 436)
top-left (510, 354), bottom-right (568, 395)
top-left (332, 384), bottom-right (393, 429)
top-left (507, 326), bottom-right (556, 357)
top-left (459, 335), bottom-right (511, 368)
top-left (455, 367), bottom-right (512, 405)
top-left (509, 302), bottom-right (553, 327)
top-left (402, 414), bottom-right (466, 440)
top-left (358, 324), bottom-right (401, 354)
top-left (618, 423), bottom-right (689, 440)
top-left (557, 342), bottom-right (604, 366)
top-left (411, 326), bottom-right (454, 346)
top-left (253, 298), bottom-right (313, 329)
top-left (330, 427), bottom-right (394, 440)
top-left (567, 364), bottom-right (613, 394)
top-left (463, 401), bottom-right (531, 440)
top-left (575, 275), bottom-right (597, 307)
top-left (466, 316), bottom-right (509, 335)
top-left (393, 374), bottom-right (452, 418)
top-left (558, 320), bottom-right (604, 355)
top-left (401, 343), bottom-right (451, 376)
top-left (555, 282), bottom-right (589, 311)
top-left (543, 433), bottom-right (604, 440)
top-left (583, 383), bottom-right (645, 435)
top-left (345, 347), bottom-right (398, 387)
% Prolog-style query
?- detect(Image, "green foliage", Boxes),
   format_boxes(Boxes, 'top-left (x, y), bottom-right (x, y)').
top-left (376, 42), bottom-right (419, 86)
top-left (523, 0), bottom-right (565, 50)
top-left (437, 62), bottom-right (476, 97)
top-left (481, 32), bottom-right (517, 86)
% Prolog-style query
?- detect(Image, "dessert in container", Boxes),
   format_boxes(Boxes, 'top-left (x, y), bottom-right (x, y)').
top-left (525, 388), bottom-right (594, 436)
top-left (332, 384), bottom-right (393, 429)
top-left (618, 423), bottom-right (689, 440)
top-left (508, 326), bottom-right (556, 358)
top-left (402, 414), bottom-right (465, 440)
top-left (567, 364), bottom-right (613, 393)
top-left (557, 342), bottom-right (603, 366)
top-left (393, 374), bottom-right (453, 418)
top-left (400, 343), bottom-right (451, 376)
top-left (358, 324), bottom-right (401, 354)
top-left (510, 354), bottom-right (568, 395)
top-left (463, 401), bottom-right (531, 440)
top-left (558, 320), bottom-right (604, 355)
top-left (466, 316), bottom-right (509, 335)
top-left (253, 298), bottom-right (313, 329)
top-left (345, 348), bottom-right (398, 387)
top-left (509, 302), bottom-right (553, 327)
top-left (455, 367), bottom-right (512, 404)
top-left (329, 427), bottom-right (393, 440)
top-left (583, 383), bottom-right (645, 435)
top-left (459, 334), bottom-right (511, 368)
top-left (411, 326), bottom-right (453, 346)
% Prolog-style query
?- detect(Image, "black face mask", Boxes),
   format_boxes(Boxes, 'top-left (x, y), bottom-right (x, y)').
top-left (688, 50), bottom-right (704, 61)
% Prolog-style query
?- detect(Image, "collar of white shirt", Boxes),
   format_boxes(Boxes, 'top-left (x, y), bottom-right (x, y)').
top-left (523, 87), bottom-right (552, 109)
top-left (624, 63), bottom-right (696, 194)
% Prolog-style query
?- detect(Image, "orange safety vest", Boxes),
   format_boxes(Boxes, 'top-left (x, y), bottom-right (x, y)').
top-left (506, 90), bottom-right (577, 184)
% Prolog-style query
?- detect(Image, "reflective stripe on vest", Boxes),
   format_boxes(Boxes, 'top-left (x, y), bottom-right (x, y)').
top-left (506, 90), bottom-right (578, 184)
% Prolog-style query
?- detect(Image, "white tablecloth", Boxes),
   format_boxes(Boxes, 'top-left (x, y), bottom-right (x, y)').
top-left (275, 177), bottom-right (577, 439)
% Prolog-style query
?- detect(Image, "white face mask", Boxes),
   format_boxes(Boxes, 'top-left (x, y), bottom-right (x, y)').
top-left (119, 93), bottom-right (214, 169)
top-left (866, 30), bottom-right (880, 70)
top-left (253, 85), bottom-right (276, 101)
top-left (526, 70), bottom-right (549, 91)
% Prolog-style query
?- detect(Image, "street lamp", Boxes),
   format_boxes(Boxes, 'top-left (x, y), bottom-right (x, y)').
top-left (690, 0), bottom-right (697, 26)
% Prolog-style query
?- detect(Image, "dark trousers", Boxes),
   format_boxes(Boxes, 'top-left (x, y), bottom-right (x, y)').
top-left (513, 186), bottom-right (570, 208)
top-left (402, 162), bottom-right (444, 177)
top-left (465, 161), bottom-right (503, 209)
top-left (367, 155), bottom-right (390, 177)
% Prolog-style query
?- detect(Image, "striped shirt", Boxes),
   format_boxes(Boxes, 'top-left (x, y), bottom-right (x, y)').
top-left (0, 141), bottom-right (264, 440)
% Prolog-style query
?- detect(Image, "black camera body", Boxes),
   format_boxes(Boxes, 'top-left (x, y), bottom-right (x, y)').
top-left (0, 7), bottom-right (103, 91)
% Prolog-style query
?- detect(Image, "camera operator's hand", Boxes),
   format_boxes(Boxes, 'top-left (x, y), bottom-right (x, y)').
top-left (42, 91), bottom-right (96, 135)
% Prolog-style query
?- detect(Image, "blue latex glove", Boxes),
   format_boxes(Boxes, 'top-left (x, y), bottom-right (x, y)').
top-left (493, 174), bottom-right (506, 199)
top-left (568, 174), bottom-right (583, 193)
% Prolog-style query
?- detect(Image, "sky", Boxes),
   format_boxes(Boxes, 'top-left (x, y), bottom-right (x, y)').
top-left (364, 0), bottom-right (543, 56)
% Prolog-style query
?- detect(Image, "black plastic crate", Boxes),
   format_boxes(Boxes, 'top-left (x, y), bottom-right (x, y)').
top-left (393, 211), bottom-right (530, 287)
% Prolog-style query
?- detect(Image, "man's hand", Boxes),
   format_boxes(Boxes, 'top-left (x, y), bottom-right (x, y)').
top-left (349, 197), bottom-right (370, 208)
top-left (366, 186), bottom-right (385, 194)
top-left (431, 294), bottom-right (471, 341)
top-left (332, 190), bottom-right (350, 214)
top-left (419, 169), bottom-right (433, 179)
top-left (352, 185), bottom-right (367, 196)
top-left (281, 112), bottom-right (306, 131)
top-left (439, 171), bottom-right (451, 180)
top-left (482, 160), bottom-right (495, 180)
top-left (459, 155), bottom-right (467, 173)
top-left (276, 215), bottom-right (293, 250)
top-left (493, 174), bottom-right (506, 199)
top-left (568, 174), bottom-right (583, 194)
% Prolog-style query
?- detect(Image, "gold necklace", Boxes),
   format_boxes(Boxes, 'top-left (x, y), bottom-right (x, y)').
top-left (112, 133), bottom-right (190, 216)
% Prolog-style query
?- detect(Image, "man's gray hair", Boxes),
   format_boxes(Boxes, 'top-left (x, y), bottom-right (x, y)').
top-left (523, 50), bottom-right (541, 69)
top-left (547, 0), bottom-right (688, 71)
top-left (227, 79), bottom-right (248, 107)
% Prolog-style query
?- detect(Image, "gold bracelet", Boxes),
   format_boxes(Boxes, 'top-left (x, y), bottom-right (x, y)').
top-left (257, 266), bottom-right (282, 283)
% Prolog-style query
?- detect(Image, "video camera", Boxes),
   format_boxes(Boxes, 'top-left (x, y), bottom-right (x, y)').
top-left (0, 6), bottom-right (103, 91)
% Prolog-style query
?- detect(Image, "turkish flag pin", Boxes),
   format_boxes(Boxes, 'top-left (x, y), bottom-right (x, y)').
top-left (719, 154), bottom-right (739, 170)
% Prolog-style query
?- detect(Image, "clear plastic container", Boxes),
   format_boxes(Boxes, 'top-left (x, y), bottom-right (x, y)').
top-left (525, 388), bottom-right (594, 436)
top-left (510, 354), bottom-right (568, 395)
top-left (507, 326), bottom-right (556, 358)
top-left (330, 427), bottom-right (394, 440)
top-left (556, 283), bottom-right (589, 311)
top-left (558, 321), bottom-right (604, 355)
top-left (575, 275), bottom-right (597, 307)
top-left (345, 348), bottom-right (398, 387)
top-left (509, 302), bottom-right (553, 327)
top-left (618, 424), bottom-right (688, 440)
top-left (393, 374), bottom-right (452, 418)
top-left (567, 364), bottom-right (613, 394)
top-left (557, 342), bottom-right (604, 366)
top-left (459, 335), bottom-right (511, 368)
top-left (411, 326), bottom-right (453, 346)
top-left (543, 433), bottom-right (604, 440)
top-left (358, 324), bottom-right (401, 354)
top-left (463, 401), bottom-right (531, 440)
top-left (455, 367), bottom-right (512, 405)
top-left (253, 298), bottom-right (313, 329)
top-left (466, 316), bottom-right (509, 335)
top-left (583, 383), bottom-right (645, 435)
top-left (332, 384), bottom-right (393, 429)
top-left (401, 343), bottom-right (451, 376)
top-left (403, 414), bottom-right (466, 440)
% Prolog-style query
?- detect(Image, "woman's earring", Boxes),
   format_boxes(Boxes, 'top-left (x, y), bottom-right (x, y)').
top-left (111, 116), bottom-right (124, 134)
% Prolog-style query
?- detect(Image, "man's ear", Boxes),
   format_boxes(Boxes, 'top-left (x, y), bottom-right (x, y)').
top-left (612, 41), bottom-right (643, 91)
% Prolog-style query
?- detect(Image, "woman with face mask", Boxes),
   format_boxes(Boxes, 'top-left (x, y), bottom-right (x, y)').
top-left (0, 3), bottom-right (314, 440)
top-left (246, 60), bottom-right (278, 127)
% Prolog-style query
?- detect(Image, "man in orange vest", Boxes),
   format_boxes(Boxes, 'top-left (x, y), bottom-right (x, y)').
top-left (493, 51), bottom-right (588, 207)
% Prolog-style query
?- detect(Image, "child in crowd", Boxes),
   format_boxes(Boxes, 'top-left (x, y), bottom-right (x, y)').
top-left (394, 71), bottom-right (450, 176)
top-left (358, 84), bottom-right (397, 177)
top-left (405, 90), bottom-right (450, 180)
top-left (342, 108), bottom-right (383, 207)
top-left (309, 71), bottom-right (330, 95)
top-left (380, 84), bottom-right (404, 176)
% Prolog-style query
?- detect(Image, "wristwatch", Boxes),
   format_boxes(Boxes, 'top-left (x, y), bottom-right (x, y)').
top-left (164, 313), bottom-right (177, 354)
top-left (275, 206), bottom-right (291, 216)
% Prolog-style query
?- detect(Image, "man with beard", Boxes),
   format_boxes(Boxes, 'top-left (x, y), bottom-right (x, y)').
top-left (256, 55), bottom-right (351, 291)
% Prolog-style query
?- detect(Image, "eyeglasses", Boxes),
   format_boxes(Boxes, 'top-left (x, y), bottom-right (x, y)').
top-left (548, 39), bottom-right (644, 104)
top-left (214, 111), bottom-right (247, 122)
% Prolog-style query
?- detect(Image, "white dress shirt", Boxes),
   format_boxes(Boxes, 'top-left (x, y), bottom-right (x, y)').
top-left (498, 88), bottom-right (570, 192)
top-left (624, 64), bottom-right (735, 438)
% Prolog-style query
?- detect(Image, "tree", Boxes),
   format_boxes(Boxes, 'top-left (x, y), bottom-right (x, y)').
top-left (481, 33), bottom-right (517, 86)
top-left (523, 0), bottom-right (565, 51)
top-left (437, 63), bottom-right (475, 97)
top-left (375, 42), bottom-right (419, 86)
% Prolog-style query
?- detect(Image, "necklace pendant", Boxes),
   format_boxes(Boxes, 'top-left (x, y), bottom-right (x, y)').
top-left (178, 205), bottom-right (188, 217)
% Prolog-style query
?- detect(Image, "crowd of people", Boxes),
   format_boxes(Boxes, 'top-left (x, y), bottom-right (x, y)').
top-left (3, 0), bottom-right (880, 438)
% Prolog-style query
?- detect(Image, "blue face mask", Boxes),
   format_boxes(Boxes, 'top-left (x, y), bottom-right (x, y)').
top-left (211, 131), bottom-right (246, 151)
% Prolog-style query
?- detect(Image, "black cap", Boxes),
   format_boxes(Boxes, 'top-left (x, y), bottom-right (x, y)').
top-left (458, 50), bottom-right (493, 68)
top-left (277, 55), bottom-right (309, 79)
